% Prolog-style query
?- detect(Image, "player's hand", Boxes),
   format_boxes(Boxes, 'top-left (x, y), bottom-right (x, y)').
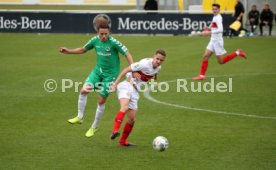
top-left (203, 27), bottom-right (211, 31)
top-left (59, 47), bottom-right (69, 54)
top-left (200, 31), bottom-right (210, 36)
top-left (132, 72), bottom-right (141, 80)
top-left (110, 83), bottom-right (117, 92)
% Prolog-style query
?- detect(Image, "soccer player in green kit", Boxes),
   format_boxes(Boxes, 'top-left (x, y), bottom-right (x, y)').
top-left (60, 21), bottom-right (136, 138)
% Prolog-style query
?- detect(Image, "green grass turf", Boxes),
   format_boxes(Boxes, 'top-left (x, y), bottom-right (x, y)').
top-left (0, 33), bottom-right (275, 170)
top-left (0, 5), bottom-right (135, 10)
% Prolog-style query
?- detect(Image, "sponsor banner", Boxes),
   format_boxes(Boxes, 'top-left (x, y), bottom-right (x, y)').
top-left (0, 12), bottom-right (91, 33)
top-left (0, 11), bottom-right (232, 34)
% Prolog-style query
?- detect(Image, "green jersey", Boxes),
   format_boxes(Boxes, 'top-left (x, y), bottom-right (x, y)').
top-left (83, 35), bottom-right (128, 74)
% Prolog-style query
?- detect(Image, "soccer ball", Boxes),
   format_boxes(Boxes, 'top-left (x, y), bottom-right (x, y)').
top-left (152, 136), bottom-right (169, 152)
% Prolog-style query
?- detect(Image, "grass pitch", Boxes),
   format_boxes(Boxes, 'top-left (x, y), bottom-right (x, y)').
top-left (0, 33), bottom-right (275, 170)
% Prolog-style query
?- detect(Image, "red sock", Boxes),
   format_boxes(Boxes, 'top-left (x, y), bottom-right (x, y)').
top-left (119, 122), bottom-right (134, 144)
top-left (223, 52), bottom-right (237, 64)
top-left (200, 60), bottom-right (208, 76)
top-left (113, 111), bottom-right (125, 132)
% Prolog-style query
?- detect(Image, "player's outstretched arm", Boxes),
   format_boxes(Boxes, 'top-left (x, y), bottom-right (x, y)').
top-left (199, 24), bottom-right (212, 36)
top-left (203, 26), bottom-right (211, 31)
top-left (111, 66), bottom-right (132, 91)
top-left (125, 52), bottom-right (134, 65)
top-left (200, 30), bottom-right (211, 36)
top-left (59, 47), bottom-right (86, 54)
top-left (125, 52), bottom-right (141, 80)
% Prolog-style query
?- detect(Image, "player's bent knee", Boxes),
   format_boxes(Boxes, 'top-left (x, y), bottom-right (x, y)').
top-left (218, 60), bottom-right (224, 64)
top-left (128, 118), bottom-right (135, 125)
top-left (203, 55), bottom-right (210, 60)
top-left (216, 57), bottom-right (224, 64)
top-left (120, 106), bottom-right (129, 112)
top-left (98, 96), bottom-right (106, 105)
top-left (81, 85), bottom-right (92, 94)
top-left (80, 89), bottom-right (89, 95)
top-left (98, 100), bottom-right (105, 105)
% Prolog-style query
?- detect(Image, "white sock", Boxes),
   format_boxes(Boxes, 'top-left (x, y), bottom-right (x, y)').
top-left (235, 50), bottom-right (239, 55)
top-left (92, 104), bottom-right (106, 129)
top-left (77, 94), bottom-right (87, 119)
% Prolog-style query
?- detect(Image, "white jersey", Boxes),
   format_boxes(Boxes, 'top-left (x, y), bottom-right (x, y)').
top-left (210, 14), bottom-right (223, 41)
top-left (127, 58), bottom-right (161, 90)
top-left (117, 58), bottom-right (161, 110)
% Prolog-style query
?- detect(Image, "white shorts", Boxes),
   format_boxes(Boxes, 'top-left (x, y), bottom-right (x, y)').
top-left (206, 40), bottom-right (227, 56)
top-left (117, 81), bottom-right (139, 110)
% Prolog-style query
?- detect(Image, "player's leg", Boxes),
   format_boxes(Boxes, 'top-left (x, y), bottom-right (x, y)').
top-left (214, 39), bottom-right (246, 64)
top-left (111, 98), bottom-right (130, 140)
top-left (118, 109), bottom-right (137, 146)
top-left (68, 87), bottom-right (90, 124)
top-left (217, 50), bottom-right (247, 64)
top-left (217, 52), bottom-right (246, 64)
top-left (86, 74), bottom-right (114, 137)
top-left (193, 44), bottom-right (213, 80)
top-left (111, 82), bottom-right (131, 140)
top-left (85, 95), bottom-right (106, 137)
top-left (91, 95), bottom-right (106, 129)
top-left (68, 70), bottom-right (100, 124)
top-left (118, 89), bottom-right (139, 146)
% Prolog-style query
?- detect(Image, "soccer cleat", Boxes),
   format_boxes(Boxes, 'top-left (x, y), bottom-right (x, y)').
top-left (192, 75), bottom-right (206, 81)
top-left (68, 117), bottom-right (83, 124)
top-left (237, 49), bottom-right (247, 59)
top-left (110, 132), bottom-right (120, 140)
top-left (85, 128), bottom-right (98, 138)
top-left (118, 141), bottom-right (136, 147)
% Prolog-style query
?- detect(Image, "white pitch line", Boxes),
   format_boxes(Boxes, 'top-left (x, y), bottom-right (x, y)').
top-left (144, 73), bottom-right (276, 120)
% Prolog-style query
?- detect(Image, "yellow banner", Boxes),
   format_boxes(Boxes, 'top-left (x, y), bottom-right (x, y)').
top-left (178, 0), bottom-right (184, 11)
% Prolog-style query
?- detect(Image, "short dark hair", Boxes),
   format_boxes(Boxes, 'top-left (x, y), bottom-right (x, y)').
top-left (96, 18), bottom-right (110, 31)
top-left (98, 23), bottom-right (110, 30)
top-left (212, 3), bottom-right (220, 9)
top-left (155, 49), bottom-right (166, 57)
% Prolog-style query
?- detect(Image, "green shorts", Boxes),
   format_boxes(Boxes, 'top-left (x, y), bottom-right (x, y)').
top-left (84, 67), bottom-right (118, 98)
